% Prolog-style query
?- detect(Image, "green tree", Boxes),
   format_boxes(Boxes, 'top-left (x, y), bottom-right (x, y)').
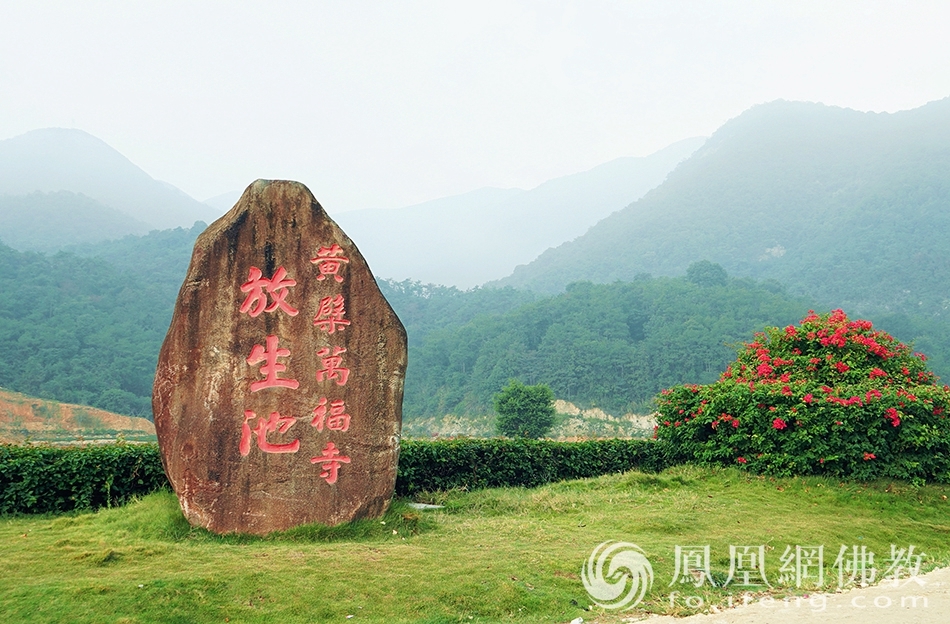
top-left (494, 380), bottom-right (556, 439)
top-left (686, 260), bottom-right (728, 287)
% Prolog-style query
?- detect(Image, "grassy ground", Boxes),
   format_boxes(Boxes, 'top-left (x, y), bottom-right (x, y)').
top-left (2, 465), bottom-right (949, 623)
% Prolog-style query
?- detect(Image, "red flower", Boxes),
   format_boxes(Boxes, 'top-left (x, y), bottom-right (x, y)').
top-left (731, 419), bottom-right (740, 428)
top-left (781, 385), bottom-right (792, 396)
top-left (863, 452), bottom-right (876, 461)
top-left (869, 368), bottom-right (887, 379)
top-left (756, 363), bottom-right (774, 378)
top-left (772, 418), bottom-right (787, 430)
top-left (802, 394), bottom-right (814, 404)
top-left (834, 361), bottom-right (850, 373)
top-left (885, 407), bottom-right (900, 427)
top-left (784, 325), bottom-right (797, 337)
top-left (737, 457), bottom-right (747, 464)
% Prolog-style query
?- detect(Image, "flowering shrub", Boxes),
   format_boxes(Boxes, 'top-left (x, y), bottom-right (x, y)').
top-left (654, 310), bottom-right (950, 483)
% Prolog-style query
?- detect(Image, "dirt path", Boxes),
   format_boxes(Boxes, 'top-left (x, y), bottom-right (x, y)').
top-left (638, 565), bottom-right (949, 624)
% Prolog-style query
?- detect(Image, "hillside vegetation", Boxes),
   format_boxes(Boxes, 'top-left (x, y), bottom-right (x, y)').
top-left (0, 227), bottom-right (203, 417)
top-left (497, 97), bottom-right (950, 320)
top-left (403, 269), bottom-right (812, 419)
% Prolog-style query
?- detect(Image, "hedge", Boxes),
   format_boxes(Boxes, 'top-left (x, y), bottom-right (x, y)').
top-left (395, 438), bottom-right (670, 495)
top-left (0, 443), bottom-right (168, 514)
top-left (1, 438), bottom-right (672, 515)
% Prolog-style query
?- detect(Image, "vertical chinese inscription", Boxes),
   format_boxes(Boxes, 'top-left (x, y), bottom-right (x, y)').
top-left (152, 180), bottom-right (407, 535)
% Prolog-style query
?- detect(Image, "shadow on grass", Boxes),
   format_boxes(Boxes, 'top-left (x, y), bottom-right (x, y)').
top-left (61, 490), bottom-right (439, 544)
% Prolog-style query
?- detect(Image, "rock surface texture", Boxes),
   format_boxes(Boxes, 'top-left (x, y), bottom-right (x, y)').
top-left (153, 180), bottom-right (407, 534)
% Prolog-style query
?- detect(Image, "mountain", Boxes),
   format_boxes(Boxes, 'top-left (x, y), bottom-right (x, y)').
top-left (0, 191), bottom-right (151, 253)
top-left (203, 190), bottom-right (243, 213)
top-left (333, 137), bottom-right (705, 288)
top-left (493, 98), bottom-right (950, 318)
top-left (0, 128), bottom-right (219, 234)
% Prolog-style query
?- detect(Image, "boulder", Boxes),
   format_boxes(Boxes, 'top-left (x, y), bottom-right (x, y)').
top-left (153, 179), bottom-right (407, 534)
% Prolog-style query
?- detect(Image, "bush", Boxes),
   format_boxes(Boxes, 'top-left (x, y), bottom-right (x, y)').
top-left (655, 309), bottom-right (950, 483)
top-left (494, 380), bottom-right (556, 439)
top-left (396, 437), bottom-right (669, 495)
top-left (0, 443), bottom-right (168, 514)
top-left (1, 438), bottom-right (672, 514)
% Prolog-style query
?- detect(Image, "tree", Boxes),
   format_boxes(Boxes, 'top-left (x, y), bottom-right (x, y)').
top-left (494, 380), bottom-right (556, 439)
top-left (686, 260), bottom-right (728, 287)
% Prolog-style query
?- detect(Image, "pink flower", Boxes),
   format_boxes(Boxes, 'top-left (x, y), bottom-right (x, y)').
top-left (772, 418), bottom-right (787, 430)
top-left (737, 457), bottom-right (747, 464)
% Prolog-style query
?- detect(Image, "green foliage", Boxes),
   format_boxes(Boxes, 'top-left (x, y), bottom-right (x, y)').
top-left (395, 437), bottom-right (669, 495)
top-left (405, 274), bottom-right (811, 418)
top-left (0, 439), bottom-right (671, 514)
top-left (0, 443), bottom-right (168, 514)
top-left (686, 260), bottom-right (728, 287)
top-left (655, 309), bottom-right (950, 483)
top-left (499, 99), bottom-right (950, 311)
top-left (0, 225), bottom-right (203, 418)
top-left (377, 278), bottom-right (537, 346)
top-left (493, 379), bottom-right (555, 438)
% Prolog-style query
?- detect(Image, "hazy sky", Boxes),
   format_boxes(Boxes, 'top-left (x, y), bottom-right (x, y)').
top-left (2, 1), bottom-right (949, 212)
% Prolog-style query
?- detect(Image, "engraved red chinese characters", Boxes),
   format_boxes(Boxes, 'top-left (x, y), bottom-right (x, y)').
top-left (246, 335), bottom-right (300, 391)
top-left (239, 266), bottom-right (299, 317)
top-left (152, 180), bottom-right (407, 535)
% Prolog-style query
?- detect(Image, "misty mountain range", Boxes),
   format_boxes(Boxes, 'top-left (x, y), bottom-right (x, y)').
top-left (4, 96), bottom-right (950, 420)
top-left (0, 128), bottom-right (702, 286)
top-left (3, 96), bottom-right (950, 312)
top-left (333, 137), bottom-right (704, 287)
top-left (494, 97), bottom-right (950, 319)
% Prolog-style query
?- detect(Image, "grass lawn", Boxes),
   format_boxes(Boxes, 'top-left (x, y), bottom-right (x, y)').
top-left (2, 465), bottom-right (949, 623)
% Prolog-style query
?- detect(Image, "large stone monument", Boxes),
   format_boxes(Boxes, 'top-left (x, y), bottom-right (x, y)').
top-left (153, 180), bottom-right (407, 534)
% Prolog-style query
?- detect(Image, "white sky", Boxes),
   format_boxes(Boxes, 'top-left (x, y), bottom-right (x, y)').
top-left (2, 1), bottom-right (949, 212)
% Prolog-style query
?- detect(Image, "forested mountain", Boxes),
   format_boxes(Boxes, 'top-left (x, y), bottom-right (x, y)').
top-left (403, 267), bottom-right (813, 418)
top-left (0, 191), bottom-right (150, 253)
top-left (0, 128), bottom-right (218, 238)
top-left (0, 242), bottom-right (169, 417)
top-left (495, 97), bottom-right (950, 320)
top-left (334, 137), bottom-right (705, 288)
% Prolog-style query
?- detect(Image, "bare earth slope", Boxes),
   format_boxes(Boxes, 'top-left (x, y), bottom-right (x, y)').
top-left (0, 387), bottom-right (155, 444)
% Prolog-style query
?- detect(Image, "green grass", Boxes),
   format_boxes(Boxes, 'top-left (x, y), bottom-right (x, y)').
top-left (2, 465), bottom-right (949, 623)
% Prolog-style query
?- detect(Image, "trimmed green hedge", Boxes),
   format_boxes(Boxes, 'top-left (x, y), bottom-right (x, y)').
top-left (395, 438), bottom-right (670, 495)
top-left (0, 443), bottom-right (167, 514)
top-left (1, 438), bottom-right (671, 514)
